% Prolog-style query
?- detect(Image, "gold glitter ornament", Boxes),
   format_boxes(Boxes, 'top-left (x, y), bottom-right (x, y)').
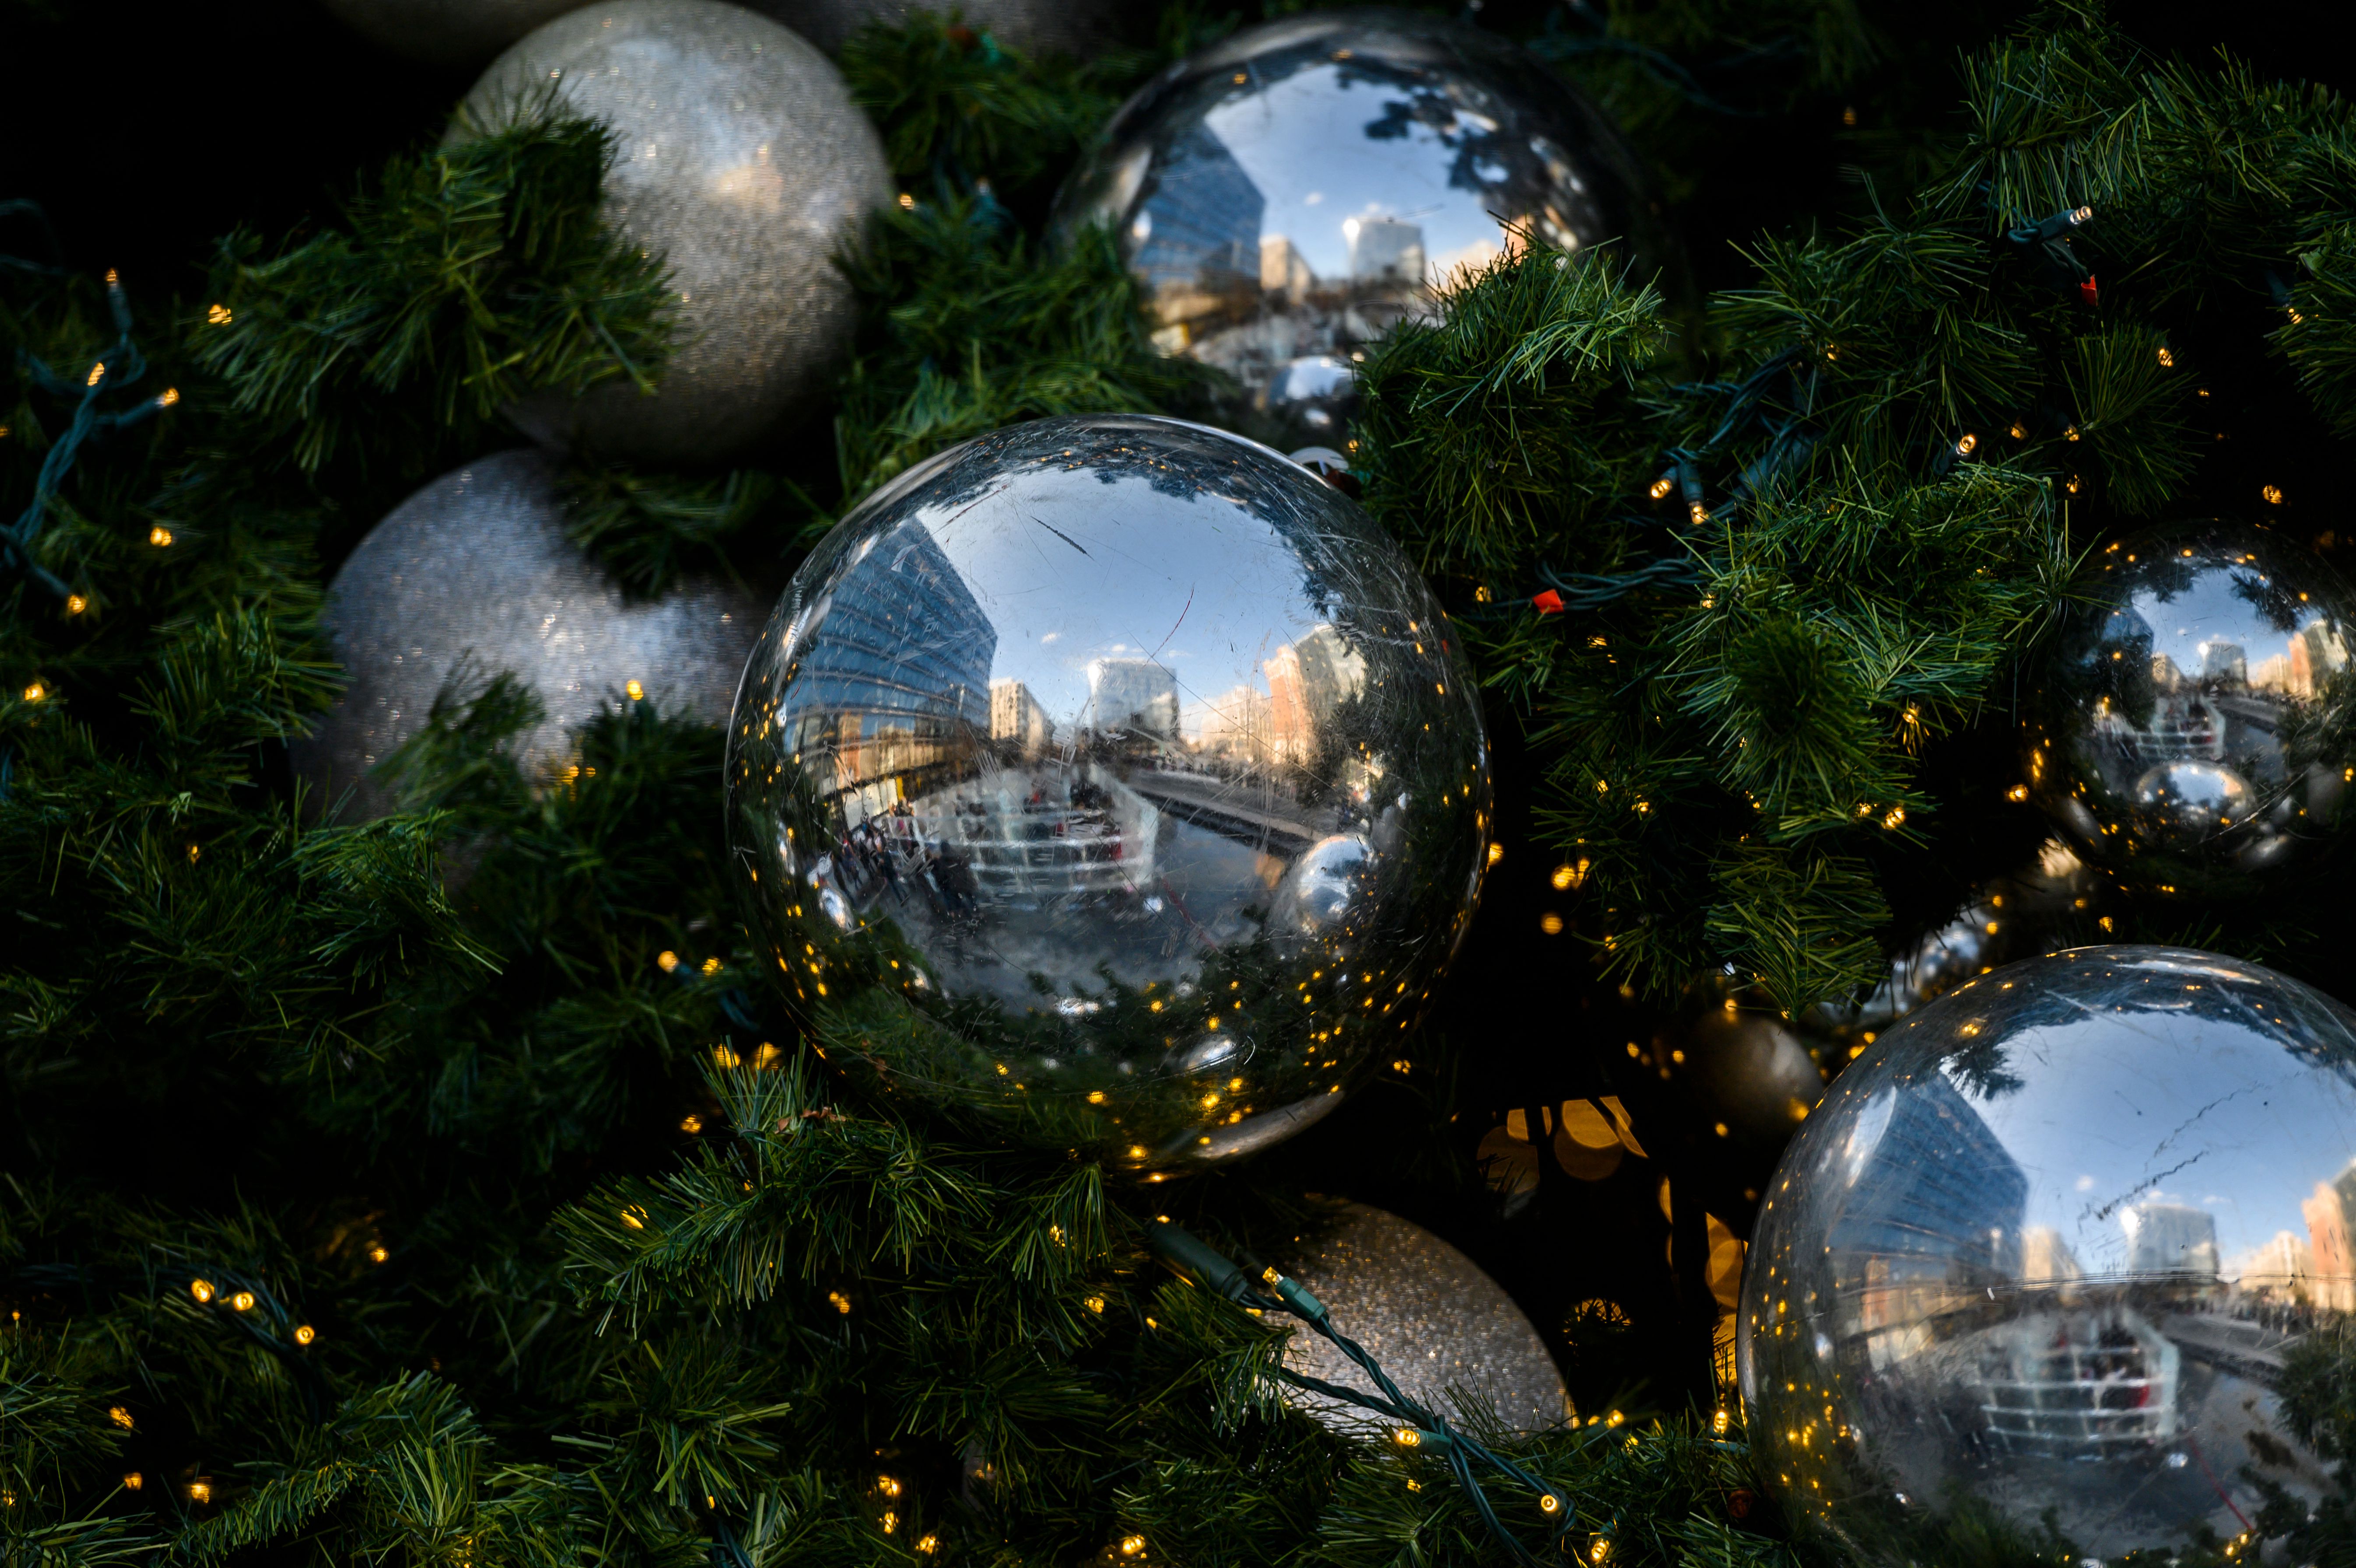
top-left (294, 450), bottom-right (766, 821)
top-left (456, 0), bottom-right (892, 463)
top-left (1280, 1204), bottom-right (1569, 1435)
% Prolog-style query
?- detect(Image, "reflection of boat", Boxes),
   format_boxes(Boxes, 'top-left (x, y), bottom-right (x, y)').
top-left (1970, 1308), bottom-right (2180, 1458)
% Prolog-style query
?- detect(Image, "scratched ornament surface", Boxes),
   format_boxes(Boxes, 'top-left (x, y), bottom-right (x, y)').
top-left (726, 413), bottom-right (1489, 1169)
top-left (1741, 945), bottom-right (2356, 1560)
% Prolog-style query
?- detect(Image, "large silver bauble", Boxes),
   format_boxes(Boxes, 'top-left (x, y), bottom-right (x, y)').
top-left (1050, 8), bottom-right (1675, 450)
top-left (317, 0), bottom-right (589, 66)
top-left (296, 450), bottom-right (765, 820)
top-left (755, 0), bottom-right (1111, 58)
top-left (1741, 945), bottom-right (2356, 1561)
top-left (2028, 524), bottom-right (2356, 895)
top-left (725, 413), bottom-right (1489, 1170)
top-left (458, 0), bottom-right (892, 463)
top-left (1281, 1204), bottom-right (1570, 1434)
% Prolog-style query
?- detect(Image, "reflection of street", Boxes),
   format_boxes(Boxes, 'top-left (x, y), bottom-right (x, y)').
top-left (1127, 769), bottom-right (1346, 857)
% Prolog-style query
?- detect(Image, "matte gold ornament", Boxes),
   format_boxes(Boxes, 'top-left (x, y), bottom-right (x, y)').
top-left (458, 0), bottom-right (892, 462)
top-left (1742, 946), bottom-right (2356, 1560)
top-left (2026, 523), bottom-right (2356, 895)
top-left (316, 0), bottom-right (592, 67)
top-left (1281, 1204), bottom-right (1570, 1434)
top-left (726, 414), bottom-right (1489, 1169)
top-left (1052, 8), bottom-right (1676, 449)
top-left (295, 450), bottom-right (765, 820)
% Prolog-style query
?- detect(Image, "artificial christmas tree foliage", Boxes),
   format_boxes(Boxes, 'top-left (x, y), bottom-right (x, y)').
top-left (14, 4), bottom-right (2356, 1568)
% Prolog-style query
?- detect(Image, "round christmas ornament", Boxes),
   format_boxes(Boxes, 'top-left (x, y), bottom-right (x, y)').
top-left (296, 450), bottom-right (766, 821)
top-left (1051, 9), bottom-right (1677, 450)
top-left (2026, 523), bottom-right (2356, 894)
top-left (317, 0), bottom-right (589, 67)
top-left (457, 0), bottom-right (892, 464)
top-left (756, 0), bottom-right (1112, 59)
top-left (726, 413), bottom-right (1489, 1170)
top-left (1281, 1204), bottom-right (1570, 1434)
top-left (1808, 840), bottom-right (2101, 1054)
top-left (1741, 946), bottom-right (2356, 1561)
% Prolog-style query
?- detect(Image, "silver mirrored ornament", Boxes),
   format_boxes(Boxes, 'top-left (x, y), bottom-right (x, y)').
top-left (754, 0), bottom-right (1111, 59)
top-left (1050, 8), bottom-right (1676, 450)
top-left (296, 449), bottom-right (766, 820)
top-left (458, 0), bottom-right (892, 463)
top-left (725, 413), bottom-right (1489, 1169)
top-left (1741, 945), bottom-right (2356, 1560)
top-left (317, 0), bottom-right (591, 66)
top-left (1280, 1204), bottom-right (1571, 1434)
top-left (2028, 524), bottom-right (2356, 893)
top-left (1808, 840), bottom-right (2101, 1052)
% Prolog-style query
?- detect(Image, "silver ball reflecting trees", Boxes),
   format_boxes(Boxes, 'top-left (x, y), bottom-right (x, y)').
top-left (295, 450), bottom-right (766, 820)
top-left (458, 0), bottom-right (892, 463)
top-left (1741, 945), bottom-right (2356, 1561)
top-left (2027, 524), bottom-right (2356, 895)
top-left (1051, 9), bottom-right (1676, 450)
top-left (725, 413), bottom-right (1490, 1170)
top-left (1281, 1204), bottom-right (1570, 1434)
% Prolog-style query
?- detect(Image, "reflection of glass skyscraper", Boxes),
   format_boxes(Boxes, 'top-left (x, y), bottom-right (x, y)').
top-left (1133, 122), bottom-right (1265, 328)
top-left (1831, 1075), bottom-right (2029, 1334)
top-left (2199, 641), bottom-right (2247, 687)
top-left (792, 525), bottom-right (996, 785)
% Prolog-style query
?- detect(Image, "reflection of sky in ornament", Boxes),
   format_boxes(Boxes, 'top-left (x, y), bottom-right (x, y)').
top-left (2115, 564), bottom-right (2337, 690)
top-left (1202, 63), bottom-right (1523, 286)
top-left (1949, 1001), bottom-right (2356, 1282)
top-left (907, 469), bottom-right (1339, 734)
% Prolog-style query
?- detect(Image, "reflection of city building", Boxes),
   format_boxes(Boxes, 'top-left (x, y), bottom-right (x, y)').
top-left (1265, 624), bottom-right (1368, 761)
top-left (2199, 641), bottom-right (2247, 687)
top-left (2235, 1229), bottom-right (2315, 1301)
top-left (2022, 1227), bottom-right (2082, 1284)
top-left (1191, 683), bottom-right (1271, 763)
top-left (990, 679), bottom-right (1052, 753)
top-left (2255, 622), bottom-right (2351, 696)
top-left (1087, 659), bottom-right (1179, 738)
top-left (791, 525), bottom-right (995, 799)
top-left (1830, 1077), bottom-right (2027, 1367)
top-left (1133, 122), bottom-right (1265, 332)
top-left (2151, 653), bottom-right (2185, 691)
top-left (2123, 1203), bottom-right (2219, 1278)
top-left (2303, 1167), bottom-right (2356, 1310)
top-left (1259, 234), bottom-right (1316, 301)
top-left (1346, 215), bottom-right (1425, 283)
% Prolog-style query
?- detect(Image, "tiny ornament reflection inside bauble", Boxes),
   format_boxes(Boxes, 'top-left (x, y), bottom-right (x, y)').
top-left (456, 0), bottom-right (891, 463)
top-left (294, 450), bottom-right (766, 820)
top-left (2027, 523), bottom-right (2356, 894)
top-left (1742, 945), bottom-right (2356, 1560)
top-left (755, 0), bottom-right (1113, 58)
top-left (726, 414), bottom-right (1489, 1170)
top-left (316, 0), bottom-right (591, 66)
top-left (1052, 8), bottom-right (1676, 450)
top-left (1281, 1204), bottom-right (1570, 1434)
